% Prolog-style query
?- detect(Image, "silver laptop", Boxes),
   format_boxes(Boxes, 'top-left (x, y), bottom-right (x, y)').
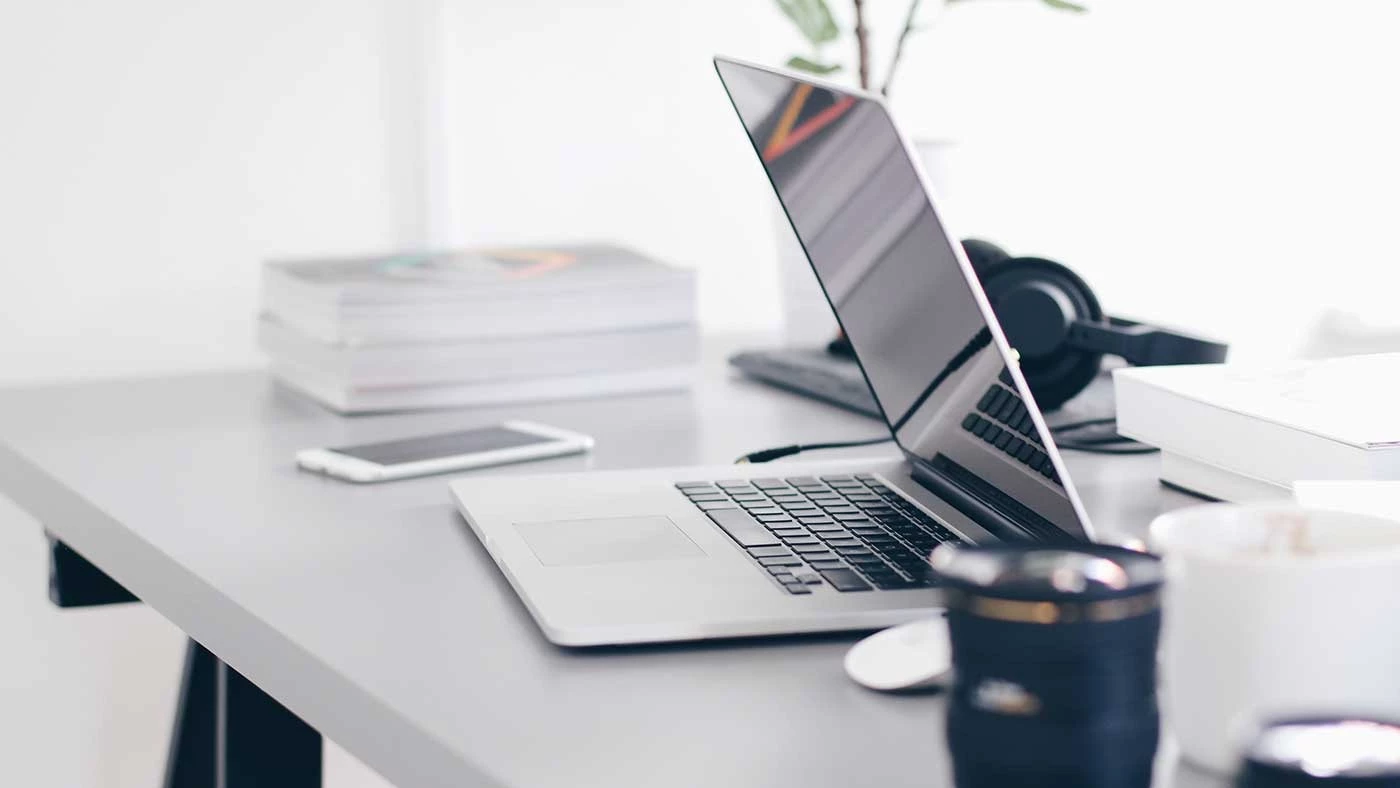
top-left (449, 57), bottom-right (1096, 646)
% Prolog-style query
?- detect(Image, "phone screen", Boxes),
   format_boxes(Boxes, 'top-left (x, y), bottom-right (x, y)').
top-left (333, 427), bottom-right (553, 466)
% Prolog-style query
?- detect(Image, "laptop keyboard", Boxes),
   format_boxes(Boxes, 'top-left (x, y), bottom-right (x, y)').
top-left (960, 369), bottom-right (1060, 484)
top-left (676, 475), bottom-right (964, 595)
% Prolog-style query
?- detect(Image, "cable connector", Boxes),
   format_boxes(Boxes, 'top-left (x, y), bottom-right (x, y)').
top-left (735, 436), bottom-right (893, 464)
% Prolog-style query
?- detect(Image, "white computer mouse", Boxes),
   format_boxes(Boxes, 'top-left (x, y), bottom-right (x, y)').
top-left (844, 616), bottom-right (952, 692)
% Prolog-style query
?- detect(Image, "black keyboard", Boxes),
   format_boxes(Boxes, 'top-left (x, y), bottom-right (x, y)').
top-left (676, 475), bottom-right (964, 595)
top-left (960, 369), bottom-right (1060, 484)
top-left (728, 348), bottom-right (881, 418)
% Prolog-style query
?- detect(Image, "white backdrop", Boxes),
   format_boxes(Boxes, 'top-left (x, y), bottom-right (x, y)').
top-left (6, 1), bottom-right (1400, 389)
top-left (437, 0), bottom-right (1400, 359)
top-left (0, 0), bottom-right (410, 386)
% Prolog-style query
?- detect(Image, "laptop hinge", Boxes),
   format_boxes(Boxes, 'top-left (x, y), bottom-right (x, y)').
top-left (908, 456), bottom-right (1044, 543)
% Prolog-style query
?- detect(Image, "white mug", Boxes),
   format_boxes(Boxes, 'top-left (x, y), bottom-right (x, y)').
top-left (1149, 503), bottom-right (1400, 774)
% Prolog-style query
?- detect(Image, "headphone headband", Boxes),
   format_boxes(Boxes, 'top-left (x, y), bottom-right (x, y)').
top-left (962, 239), bottom-right (1230, 410)
top-left (1069, 317), bottom-right (1229, 367)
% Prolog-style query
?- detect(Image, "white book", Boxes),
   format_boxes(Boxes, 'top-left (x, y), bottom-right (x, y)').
top-left (262, 243), bottom-right (694, 306)
top-left (264, 281), bottom-right (696, 345)
top-left (1114, 355), bottom-right (1400, 501)
top-left (258, 317), bottom-right (698, 388)
top-left (1158, 452), bottom-right (1291, 503)
top-left (271, 362), bottom-right (697, 414)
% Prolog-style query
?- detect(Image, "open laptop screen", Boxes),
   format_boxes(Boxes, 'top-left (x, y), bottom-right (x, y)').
top-left (716, 59), bottom-right (1089, 542)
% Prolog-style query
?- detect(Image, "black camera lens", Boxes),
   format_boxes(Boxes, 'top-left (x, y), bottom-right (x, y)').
top-left (1238, 719), bottom-right (1400, 787)
top-left (930, 543), bottom-right (1165, 788)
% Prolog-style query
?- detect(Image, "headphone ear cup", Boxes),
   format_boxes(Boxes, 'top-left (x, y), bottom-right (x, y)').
top-left (960, 239), bottom-right (1011, 282)
top-left (979, 257), bottom-right (1105, 411)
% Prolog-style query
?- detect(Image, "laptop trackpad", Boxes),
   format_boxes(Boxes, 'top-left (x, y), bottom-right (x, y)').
top-left (515, 516), bottom-right (705, 567)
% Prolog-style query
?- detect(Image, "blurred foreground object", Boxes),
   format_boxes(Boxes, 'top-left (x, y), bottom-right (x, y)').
top-left (930, 543), bottom-right (1163, 788)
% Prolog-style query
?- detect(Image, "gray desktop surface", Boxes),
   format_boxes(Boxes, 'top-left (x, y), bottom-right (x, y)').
top-left (0, 340), bottom-right (1218, 788)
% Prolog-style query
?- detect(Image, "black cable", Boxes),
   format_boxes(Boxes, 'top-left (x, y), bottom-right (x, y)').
top-left (736, 415), bottom-right (1157, 463)
top-left (1049, 417), bottom-right (1119, 433)
top-left (1054, 442), bottom-right (1160, 455)
top-left (1050, 417), bottom-right (1159, 455)
top-left (735, 436), bottom-right (893, 464)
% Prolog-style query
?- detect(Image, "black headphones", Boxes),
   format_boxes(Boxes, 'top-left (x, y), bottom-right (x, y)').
top-left (961, 239), bottom-right (1228, 411)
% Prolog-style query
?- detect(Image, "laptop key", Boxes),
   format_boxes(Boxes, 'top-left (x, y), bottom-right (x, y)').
top-left (872, 575), bottom-right (921, 590)
top-left (817, 568), bottom-right (872, 592)
top-left (676, 482), bottom-right (717, 490)
top-left (684, 488), bottom-right (724, 497)
top-left (785, 584), bottom-right (813, 595)
top-left (695, 501), bottom-right (738, 512)
top-left (808, 559), bottom-right (846, 570)
top-left (747, 546), bottom-right (794, 559)
top-left (709, 510), bottom-right (781, 548)
top-left (759, 556), bottom-right (803, 567)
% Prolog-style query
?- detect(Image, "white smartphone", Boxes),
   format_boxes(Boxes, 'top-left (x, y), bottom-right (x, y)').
top-left (295, 420), bottom-right (594, 483)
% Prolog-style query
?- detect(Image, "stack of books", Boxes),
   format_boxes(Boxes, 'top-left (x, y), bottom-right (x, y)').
top-left (259, 244), bottom-right (698, 413)
top-left (1113, 354), bottom-right (1400, 501)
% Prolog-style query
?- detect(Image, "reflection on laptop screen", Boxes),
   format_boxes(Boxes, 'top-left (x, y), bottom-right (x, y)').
top-left (716, 59), bottom-right (1088, 542)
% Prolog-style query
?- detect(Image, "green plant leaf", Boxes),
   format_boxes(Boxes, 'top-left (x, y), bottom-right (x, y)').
top-left (1040, 0), bottom-right (1089, 12)
top-left (785, 55), bottom-right (843, 75)
top-left (775, 0), bottom-right (840, 47)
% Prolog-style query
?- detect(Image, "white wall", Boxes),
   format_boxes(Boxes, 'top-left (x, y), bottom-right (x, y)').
top-left (437, 0), bottom-right (1400, 358)
top-left (0, 0), bottom-right (411, 386)
top-left (9, 1), bottom-right (1400, 387)
top-left (435, 0), bottom-right (798, 336)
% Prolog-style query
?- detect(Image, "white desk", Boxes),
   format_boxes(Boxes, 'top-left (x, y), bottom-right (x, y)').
top-left (0, 340), bottom-right (1222, 787)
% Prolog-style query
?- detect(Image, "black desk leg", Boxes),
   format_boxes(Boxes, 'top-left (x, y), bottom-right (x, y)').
top-left (163, 640), bottom-right (322, 788)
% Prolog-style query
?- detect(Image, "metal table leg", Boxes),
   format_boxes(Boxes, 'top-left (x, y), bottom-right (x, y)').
top-left (163, 640), bottom-right (323, 788)
top-left (45, 536), bottom-right (321, 787)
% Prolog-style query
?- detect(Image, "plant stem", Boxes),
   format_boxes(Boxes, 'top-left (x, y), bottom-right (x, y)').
top-left (852, 0), bottom-right (871, 90)
top-left (882, 0), bottom-right (926, 96)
